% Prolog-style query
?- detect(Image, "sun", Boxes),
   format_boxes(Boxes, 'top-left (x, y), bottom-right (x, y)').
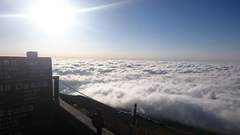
top-left (30, 0), bottom-right (74, 35)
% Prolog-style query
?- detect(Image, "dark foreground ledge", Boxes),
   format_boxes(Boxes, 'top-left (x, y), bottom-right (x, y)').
top-left (57, 98), bottom-right (114, 135)
top-left (60, 94), bottom-right (223, 135)
top-left (51, 100), bottom-right (96, 135)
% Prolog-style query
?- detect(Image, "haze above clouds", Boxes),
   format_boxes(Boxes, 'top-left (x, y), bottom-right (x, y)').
top-left (53, 59), bottom-right (240, 134)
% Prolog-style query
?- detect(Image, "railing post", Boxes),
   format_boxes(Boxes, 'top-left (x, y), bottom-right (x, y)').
top-left (129, 104), bottom-right (137, 135)
top-left (53, 76), bottom-right (59, 105)
top-left (132, 104), bottom-right (137, 126)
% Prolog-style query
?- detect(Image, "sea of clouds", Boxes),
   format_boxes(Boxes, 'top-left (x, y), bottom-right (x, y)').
top-left (53, 58), bottom-right (240, 134)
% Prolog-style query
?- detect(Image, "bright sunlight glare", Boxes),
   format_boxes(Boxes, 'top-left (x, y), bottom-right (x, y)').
top-left (30, 0), bottom-right (74, 35)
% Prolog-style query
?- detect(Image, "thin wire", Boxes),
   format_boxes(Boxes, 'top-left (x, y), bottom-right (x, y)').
top-left (60, 82), bottom-right (90, 98)
top-left (59, 81), bottom-right (118, 110)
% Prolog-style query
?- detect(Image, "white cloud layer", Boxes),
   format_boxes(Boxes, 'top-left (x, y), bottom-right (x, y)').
top-left (53, 58), bottom-right (240, 134)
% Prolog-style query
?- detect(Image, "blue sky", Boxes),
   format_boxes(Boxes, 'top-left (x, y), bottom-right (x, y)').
top-left (0, 0), bottom-right (240, 60)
